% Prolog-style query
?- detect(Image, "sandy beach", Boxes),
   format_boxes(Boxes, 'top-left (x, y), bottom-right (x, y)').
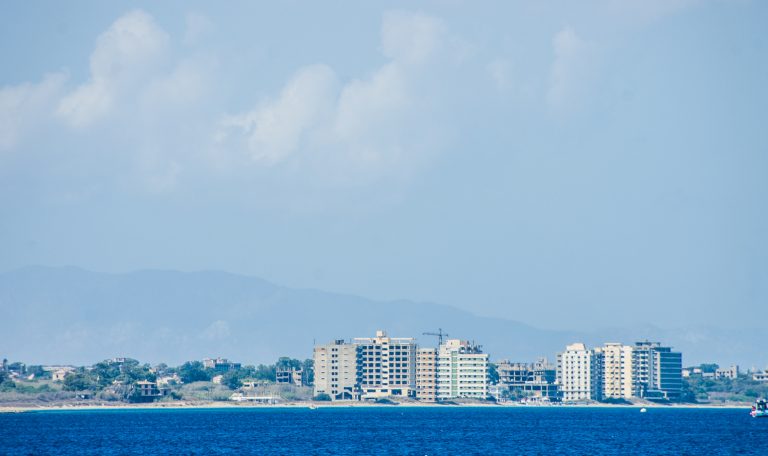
top-left (0, 400), bottom-right (750, 413)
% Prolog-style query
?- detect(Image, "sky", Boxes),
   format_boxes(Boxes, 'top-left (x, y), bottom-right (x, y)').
top-left (1, 0), bottom-right (767, 331)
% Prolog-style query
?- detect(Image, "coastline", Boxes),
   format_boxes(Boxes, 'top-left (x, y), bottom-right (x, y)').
top-left (0, 401), bottom-right (750, 414)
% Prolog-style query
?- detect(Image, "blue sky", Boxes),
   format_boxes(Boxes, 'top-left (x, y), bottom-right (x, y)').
top-left (1, 1), bottom-right (766, 330)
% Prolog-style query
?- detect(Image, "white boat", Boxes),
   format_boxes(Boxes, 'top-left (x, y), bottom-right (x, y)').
top-left (640, 408), bottom-right (647, 413)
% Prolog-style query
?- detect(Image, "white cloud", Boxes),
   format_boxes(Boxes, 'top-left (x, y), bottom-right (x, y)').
top-left (381, 10), bottom-right (447, 64)
top-left (217, 64), bottom-right (338, 165)
top-left (546, 27), bottom-right (596, 111)
top-left (57, 10), bottom-right (169, 127)
top-left (0, 73), bottom-right (67, 151)
top-left (335, 63), bottom-right (408, 146)
top-left (216, 10), bottom-right (448, 180)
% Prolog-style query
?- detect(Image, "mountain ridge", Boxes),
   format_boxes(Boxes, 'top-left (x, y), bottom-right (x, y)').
top-left (0, 266), bottom-right (763, 368)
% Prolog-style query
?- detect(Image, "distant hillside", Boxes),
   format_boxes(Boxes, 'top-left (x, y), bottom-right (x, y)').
top-left (0, 266), bottom-right (763, 367)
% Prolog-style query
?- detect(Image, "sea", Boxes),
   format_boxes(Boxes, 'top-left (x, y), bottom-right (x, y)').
top-left (0, 406), bottom-right (763, 455)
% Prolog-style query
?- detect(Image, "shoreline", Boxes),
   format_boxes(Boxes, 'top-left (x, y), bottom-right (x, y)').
top-left (0, 401), bottom-right (750, 414)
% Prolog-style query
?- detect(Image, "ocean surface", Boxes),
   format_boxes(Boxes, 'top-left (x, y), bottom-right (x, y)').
top-left (0, 406), bottom-right (764, 455)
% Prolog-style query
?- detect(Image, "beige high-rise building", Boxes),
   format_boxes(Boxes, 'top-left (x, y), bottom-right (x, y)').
top-left (354, 330), bottom-right (417, 399)
top-left (416, 348), bottom-right (438, 402)
top-left (557, 343), bottom-right (602, 402)
top-left (313, 339), bottom-right (359, 400)
top-left (436, 339), bottom-right (488, 400)
top-left (598, 343), bottom-right (633, 399)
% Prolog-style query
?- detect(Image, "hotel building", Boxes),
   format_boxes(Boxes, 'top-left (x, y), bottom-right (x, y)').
top-left (313, 339), bottom-right (360, 400)
top-left (557, 343), bottom-right (603, 402)
top-left (354, 330), bottom-right (417, 400)
top-left (436, 339), bottom-right (489, 400)
top-left (416, 348), bottom-right (438, 402)
top-left (598, 343), bottom-right (634, 399)
top-left (632, 341), bottom-right (683, 401)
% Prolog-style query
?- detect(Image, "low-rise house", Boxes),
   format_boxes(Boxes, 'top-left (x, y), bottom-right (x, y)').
top-left (753, 370), bottom-right (768, 382)
top-left (203, 357), bottom-right (241, 372)
top-left (52, 368), bottom-right (74, 382)
top-left (715, 365), bottom-right (739, 380)
top-left (132, 381), bottom-right (165, 402)
top-left (276, 368), bottom-right (303, 385)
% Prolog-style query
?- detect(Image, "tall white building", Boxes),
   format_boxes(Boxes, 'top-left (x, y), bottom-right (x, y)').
top-left (557, 343), bottom-right (603, 402)
top-left (354, 330), bottom-right (417, 399)
top-left (598, 343), bottom-right (634, 399)
top-left (313, 339), bottom-right (359, 400)
top-left (436, 339), bottom-right (489, 400)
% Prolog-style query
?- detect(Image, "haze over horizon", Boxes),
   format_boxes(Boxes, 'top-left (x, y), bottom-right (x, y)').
top-left (2, 1), bottom-right (767, 343)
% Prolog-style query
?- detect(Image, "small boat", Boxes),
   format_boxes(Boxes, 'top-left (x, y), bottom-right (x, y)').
top-left (640, 408), bottom-right (647, 413)
top-left (308, 404), bottom-right (318, 410)
top-left (750, 399), bottom-right (767, 418)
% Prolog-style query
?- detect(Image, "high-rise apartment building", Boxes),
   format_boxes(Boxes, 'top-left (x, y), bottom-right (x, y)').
top-left (416, 348), bottom-right (438, 402)
top-left (632, 341), bottom-right (683, 401)
top-left (436, 339), bottom-right (489, 400)
top-left (557, 343), bottom-right (603, 402)
top-left (354, 330), bottom-right (417, 399)
top-left (598, 343), bottom-right (634, 399)
top-left (313, 339), bottom-right (360, 400)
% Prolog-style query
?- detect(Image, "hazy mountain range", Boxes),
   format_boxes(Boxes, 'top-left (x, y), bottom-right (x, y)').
top-left (0, 266), bottom-right (763, 368)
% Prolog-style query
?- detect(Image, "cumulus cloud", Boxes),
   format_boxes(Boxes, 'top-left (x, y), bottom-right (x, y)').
top-left (216, 10), bottom-right (448, 179)
top-left (217, 64), bottom-right (338, 165)
top-left (0, 73), bottom-right (67, 151)
top-left (57, 10), bottom-right (169, 127)
top-left (546, 27), bottom-right (596, 111)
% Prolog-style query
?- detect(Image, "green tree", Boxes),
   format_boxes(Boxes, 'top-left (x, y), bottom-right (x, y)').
top-left (313, 393), bottom-right (331, 401)
top-left (222, 371), bottom-right (243, 390)
top-left (488, 363), bottom-right (500, 385)
top-left (254, 364), bottom-right (276, 381)
top-left (302, 359), bottom-right (314, 385)
top-left (276, 357), bottom-right (302, 371)
top-left (178, 361), bottom-right (211, 383)
top-left (63, 372), bottom-right (95, 391)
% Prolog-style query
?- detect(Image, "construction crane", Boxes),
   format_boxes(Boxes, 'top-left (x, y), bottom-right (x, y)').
top-left (422, 328), bottom-right (449, 346)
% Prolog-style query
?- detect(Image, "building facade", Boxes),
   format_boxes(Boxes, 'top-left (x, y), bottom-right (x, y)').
top-left (715, 365), bottom-right (739, 380)
top-left (436, 339), bottom-right (488, 400)
top-left (599, 343), bottom-right (634, 400)
top-left (632, 341), bottom-right (683, 401)
top-left (354, 330), bottom-right (417, 400)
top-left (416, 348), bottom-right (438, 402)
top-left (202, 357), bottom-right (241, 372)
top-left (313, 339), bottom-right (360, 400)
top-left (557, 343), bottom-right (603, 402)
top-left (496, 359), bottom-right (558, 401)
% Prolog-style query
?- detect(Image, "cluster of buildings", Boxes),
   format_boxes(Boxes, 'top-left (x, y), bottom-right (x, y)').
top-left (556, 341), bottom-right (683, 402)
top-left (683, 365), bottom-right (739, 380)
top-left (313, 330), bottom-right (488, 402)
top-left (313, 332), bottom-right (689, 404)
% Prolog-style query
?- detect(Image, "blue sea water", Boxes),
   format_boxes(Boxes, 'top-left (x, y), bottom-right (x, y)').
top-left (0, 406), bottom-right (764, 455)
